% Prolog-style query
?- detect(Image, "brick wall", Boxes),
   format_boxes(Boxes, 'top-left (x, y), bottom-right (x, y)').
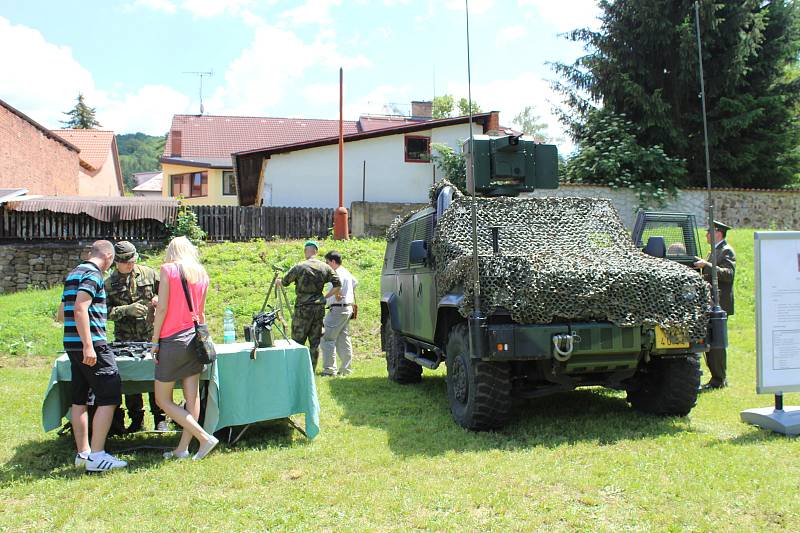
top-left (0, 105), bottom-right (79, 195)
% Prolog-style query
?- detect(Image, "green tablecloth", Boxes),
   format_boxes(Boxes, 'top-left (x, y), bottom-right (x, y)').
top-left (42, 340), bottom-right (319, 439)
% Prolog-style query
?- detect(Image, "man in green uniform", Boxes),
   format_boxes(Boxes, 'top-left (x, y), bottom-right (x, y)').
top-left (694, 221), bottom-right (736, 390)
top-left (276, 241), bottom-right (341, 371)
top-left (105, 241), bottom-right (167, 431)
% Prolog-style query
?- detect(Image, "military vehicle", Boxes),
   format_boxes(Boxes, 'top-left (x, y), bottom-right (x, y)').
top-left (380, 134), bottom-right (712, 430)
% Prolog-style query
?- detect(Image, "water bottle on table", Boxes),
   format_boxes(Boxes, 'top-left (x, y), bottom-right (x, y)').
top-left (223, 308), bottom-right (236, 344)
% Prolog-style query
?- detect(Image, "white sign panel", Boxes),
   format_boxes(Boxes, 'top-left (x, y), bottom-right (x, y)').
top-left (755, 231), bottom-right (800, 393)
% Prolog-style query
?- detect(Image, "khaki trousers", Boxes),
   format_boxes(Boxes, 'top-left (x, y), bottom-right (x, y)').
top-left (321, 306), bottom-right (353, 375)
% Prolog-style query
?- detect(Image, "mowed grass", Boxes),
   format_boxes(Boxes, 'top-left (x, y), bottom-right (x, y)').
top-left (1, 231), bottom-right (800, 531)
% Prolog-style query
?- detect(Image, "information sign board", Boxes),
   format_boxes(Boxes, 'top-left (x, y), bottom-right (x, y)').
top-left (755, 231), bottom-right (800, 394)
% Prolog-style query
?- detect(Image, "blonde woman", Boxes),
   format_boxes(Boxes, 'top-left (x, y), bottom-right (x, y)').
top-left (151, 236), bottom-right (218, 460)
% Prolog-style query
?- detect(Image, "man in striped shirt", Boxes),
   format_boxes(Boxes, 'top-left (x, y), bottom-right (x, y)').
top-left (57, 240), bottom-right (127, 472)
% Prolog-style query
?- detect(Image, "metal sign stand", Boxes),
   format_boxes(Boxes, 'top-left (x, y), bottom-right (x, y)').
top-left (741, 394), bottom-right (800, 436)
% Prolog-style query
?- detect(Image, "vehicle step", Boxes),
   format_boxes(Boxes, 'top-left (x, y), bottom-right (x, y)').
top-left (404, 352), bottom-right (440, 369)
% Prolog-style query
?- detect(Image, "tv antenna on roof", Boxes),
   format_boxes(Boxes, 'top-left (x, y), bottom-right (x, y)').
top-left (183, 70), bottom-right (213, 115)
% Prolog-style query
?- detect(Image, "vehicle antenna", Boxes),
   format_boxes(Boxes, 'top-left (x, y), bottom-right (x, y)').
top-left (464, 0), bottom-right (486, 358)
top-left (694, 1), bottom-right (727, 349)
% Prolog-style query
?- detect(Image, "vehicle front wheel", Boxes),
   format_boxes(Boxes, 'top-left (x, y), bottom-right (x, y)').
top-left (626, 354), bottom-right (700, 416)
top-left (445, 323), bottom-right (511, 430)
top-left (384, 320), bottom-right (422, 384)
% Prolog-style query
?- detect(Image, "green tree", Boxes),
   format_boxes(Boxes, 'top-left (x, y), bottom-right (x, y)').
top-left (61, 93), bottom-right (101, 129)
top-left (563, 109), bottom-right (687, 208)
top-left (432, 143), bottom-right (467, 193)
top-left (553, 0), bottom-right (800, 189)
top-left (513, 106), bottom-right (550, 141)
top-left (432, 94), bottom-right (454, 118)
top-left (457, 97), bottom-right (481, 116)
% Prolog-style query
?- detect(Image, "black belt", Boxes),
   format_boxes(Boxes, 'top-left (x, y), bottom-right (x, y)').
top-left (329, 303), bottom-right (352, 307)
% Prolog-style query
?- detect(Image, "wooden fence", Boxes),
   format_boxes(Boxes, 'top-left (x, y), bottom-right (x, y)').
top-left (191, 205), bottom-right (334, 241)
top-left (0, 205), bottom-right (334, 242)
top-left (0, 207), bottom-right (169, 241)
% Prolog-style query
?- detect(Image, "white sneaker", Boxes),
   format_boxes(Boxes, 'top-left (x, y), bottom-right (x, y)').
top-left (193, 435), bottom-right (219, 461)
top-left (75, 451), bottom-right (90, 467)
top-left (85, 452), bottom-right (128, 472)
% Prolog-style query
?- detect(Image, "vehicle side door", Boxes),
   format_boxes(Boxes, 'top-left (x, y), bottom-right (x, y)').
top-left (412, 213), bottom-right (436, 342)
top-left (393, 221), bottom-right (416, 334)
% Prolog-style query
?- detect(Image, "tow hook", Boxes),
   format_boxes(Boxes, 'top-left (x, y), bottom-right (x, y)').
top-left (552, 333), bottom-right (579, 362)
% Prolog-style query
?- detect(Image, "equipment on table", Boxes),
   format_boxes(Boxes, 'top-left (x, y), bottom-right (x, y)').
top-left (109, 341), bottom-right (156, 359)
top-left (245, 266), bottom-right (291, 358)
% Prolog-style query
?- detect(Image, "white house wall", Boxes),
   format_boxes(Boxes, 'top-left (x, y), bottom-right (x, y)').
top-left (261, 123), bottom-right (477, 208)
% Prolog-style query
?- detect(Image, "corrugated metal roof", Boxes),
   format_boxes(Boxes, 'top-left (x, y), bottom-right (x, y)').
top-left (0, 188), bottom-right (28, 204)
top-left (5, 196), bottom-right (178, 222)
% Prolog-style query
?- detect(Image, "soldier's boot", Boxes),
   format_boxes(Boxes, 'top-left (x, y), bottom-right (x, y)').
top-left (125, 393), bottom-right (146, 433)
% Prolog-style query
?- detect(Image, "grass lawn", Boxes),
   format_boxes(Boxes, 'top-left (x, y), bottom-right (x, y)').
top-left (1, 231), bottom-right (800, 531)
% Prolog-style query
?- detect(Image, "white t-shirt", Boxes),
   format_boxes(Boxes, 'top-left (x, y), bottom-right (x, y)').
top-left (326, 265), bottom-right (358, 305)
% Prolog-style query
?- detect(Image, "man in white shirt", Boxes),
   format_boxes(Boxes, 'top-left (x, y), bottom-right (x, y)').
top-left (320, 251), bottom-right (357, 376)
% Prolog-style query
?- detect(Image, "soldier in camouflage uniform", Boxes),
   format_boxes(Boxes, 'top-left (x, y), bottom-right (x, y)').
top-left (105, 241), bottom-right (167, 432)
top-left (276, 240), bottom-right (341, 371)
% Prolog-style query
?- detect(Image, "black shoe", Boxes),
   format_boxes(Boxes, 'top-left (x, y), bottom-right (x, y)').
top-left (126, 416), bottom-right (145, 433)
top-left (699, 381), bottom-right (727, 392)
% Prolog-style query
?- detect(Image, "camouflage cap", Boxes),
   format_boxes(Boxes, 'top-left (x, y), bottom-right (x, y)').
top-left (114, 241), bottom-right (139, 263)
top-left (304, 240), bottom-right (319, 250)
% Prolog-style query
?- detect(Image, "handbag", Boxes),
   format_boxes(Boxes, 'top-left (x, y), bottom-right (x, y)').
top-left (177, 264), bottom-right (217, 365)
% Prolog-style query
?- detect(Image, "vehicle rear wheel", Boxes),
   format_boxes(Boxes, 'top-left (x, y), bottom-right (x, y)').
top-left (445, 323), bottom-right (511, 430)
top-left (626, 354), bottom-right (700, 416)
top-left (384, 320), bottom-right (422, 384)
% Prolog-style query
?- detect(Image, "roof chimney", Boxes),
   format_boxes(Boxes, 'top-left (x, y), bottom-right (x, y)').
top-left (411, 101), bottom-right (432, 120)
top-left (170, 130), bottom-right (182, 157)
top-left (483, 111), bottom-right (500, 134)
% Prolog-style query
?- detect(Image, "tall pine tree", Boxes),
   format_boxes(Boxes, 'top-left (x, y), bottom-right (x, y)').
top-left (554, 1), bottom-right (800, 189)
top-left (61, 93), bottom-right (102, 129)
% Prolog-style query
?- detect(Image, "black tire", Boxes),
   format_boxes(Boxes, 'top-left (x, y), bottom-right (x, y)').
top-left (384, 320), bottom-right (422, 384)
top-left (626, 354), bottom-right (700, 416)
top-left (445, 323), bottom-right (512, 430)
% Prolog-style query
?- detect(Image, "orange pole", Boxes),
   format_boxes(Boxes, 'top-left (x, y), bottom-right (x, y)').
top-left (333, 67), bottom-right (349, 240)
top-left (339, 67), bottom-right (343, 208)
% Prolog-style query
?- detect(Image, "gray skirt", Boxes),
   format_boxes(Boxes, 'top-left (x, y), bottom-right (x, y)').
top-left (155, 327), bottom-right (205, 382)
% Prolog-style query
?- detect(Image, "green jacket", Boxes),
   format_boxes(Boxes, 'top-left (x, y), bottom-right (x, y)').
top-left (105, 264), bottom-right (159, 341)
top-left (703, 240), bottom-right (736, 316)
top-left (282, 258), bottom-right (341, 306)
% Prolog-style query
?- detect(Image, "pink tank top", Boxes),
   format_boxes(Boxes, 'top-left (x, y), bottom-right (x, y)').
top-left (160, 262), bottom-right (209, 339)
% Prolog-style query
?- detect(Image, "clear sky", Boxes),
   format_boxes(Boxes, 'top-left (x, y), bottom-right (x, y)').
top-left (0, 0), bottom-right (600, 147)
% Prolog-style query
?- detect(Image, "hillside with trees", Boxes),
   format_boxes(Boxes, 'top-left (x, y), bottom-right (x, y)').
top-left (116, 133), bottom-right (166, 192)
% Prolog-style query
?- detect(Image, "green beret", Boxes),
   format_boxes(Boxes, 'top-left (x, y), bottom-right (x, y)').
top-left (304, 240), bottom-right (319, 249)
top-left (114, 241), bottom-right (139, 263)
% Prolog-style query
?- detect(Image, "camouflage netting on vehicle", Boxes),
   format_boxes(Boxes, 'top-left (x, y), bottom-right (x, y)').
top-left (430, 194), bottom-right (710, 341)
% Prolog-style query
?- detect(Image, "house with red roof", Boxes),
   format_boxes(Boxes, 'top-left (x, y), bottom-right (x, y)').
top-left (232, 105), bottom-right (503, 208)
top-left (163, 101), bottom-right (505, 207)
top-left (161, 106), bottom-right (433, 206)
top-left (53, 129), bottom-right (124, 197)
